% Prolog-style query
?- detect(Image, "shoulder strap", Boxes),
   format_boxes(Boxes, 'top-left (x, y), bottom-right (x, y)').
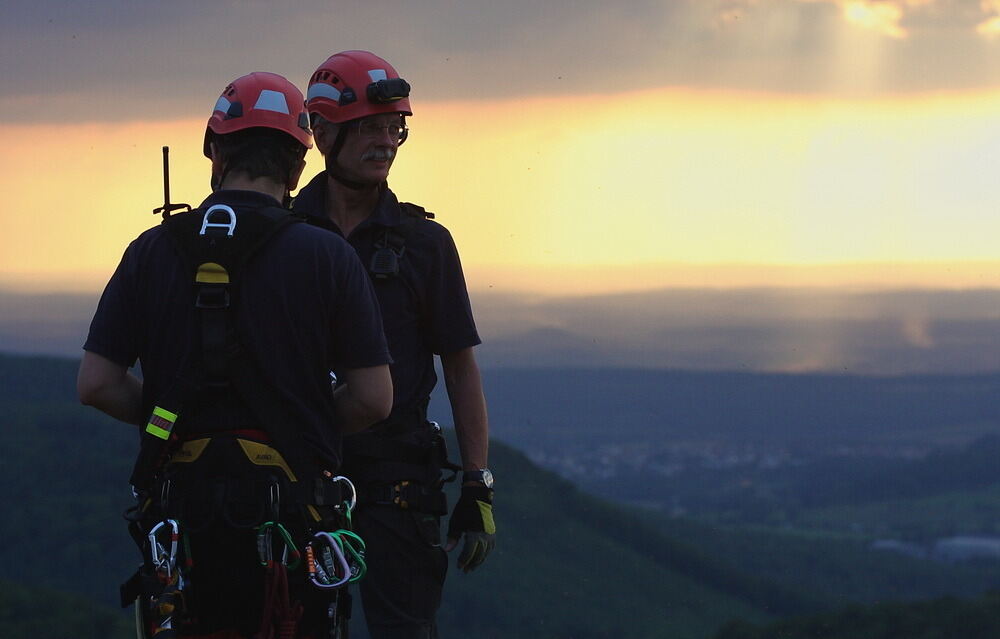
top-left (400, 202), bottom-right (434, 221)
top-left (130, 204), bottom-right (325, 492)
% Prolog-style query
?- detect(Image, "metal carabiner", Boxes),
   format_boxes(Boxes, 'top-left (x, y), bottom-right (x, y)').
top-left (328, 475), bottom-right (357, 513)
top-left (199, 204), bottom-right (237, 236)
top-left (148, 519), bottom-right (180, 578)
top-left (307, 531), bottom-right (351, 589)
top-left (255, 521), bottom-right (301, 570)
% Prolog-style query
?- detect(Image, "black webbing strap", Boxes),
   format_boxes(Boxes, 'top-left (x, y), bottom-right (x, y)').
top-left (130, 204), bottom-right (329, 493)
top-left (343, 433), bottom-right (435, 464)
top-left (224, 342), bottom-right (324, 481)
top-left (358, 481), bottom-right (448, 516)
top-left (129, 374), bottom-right (201, 491)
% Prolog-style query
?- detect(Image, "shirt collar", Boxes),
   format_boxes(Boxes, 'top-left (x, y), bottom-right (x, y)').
top-left (292, 172), bottom-right (328, 222)
top-left (293, 171), bottom-right (403, 230)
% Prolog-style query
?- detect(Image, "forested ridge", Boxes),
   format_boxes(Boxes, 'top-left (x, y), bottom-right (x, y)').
top-left (4, 353), bottom-right (999, 638)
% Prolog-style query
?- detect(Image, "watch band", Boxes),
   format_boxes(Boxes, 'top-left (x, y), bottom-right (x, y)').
top-left (463, 469), bottom-right (494, 488)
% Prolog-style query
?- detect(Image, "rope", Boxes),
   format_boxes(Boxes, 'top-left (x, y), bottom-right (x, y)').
top-left (255, 560), bottom-right (302, 639)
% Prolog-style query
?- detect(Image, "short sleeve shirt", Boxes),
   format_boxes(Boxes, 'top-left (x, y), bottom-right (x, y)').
top-left (293, 173), bottom-right (481, 417)
top-left (84, 190), bottom-right (391, 467)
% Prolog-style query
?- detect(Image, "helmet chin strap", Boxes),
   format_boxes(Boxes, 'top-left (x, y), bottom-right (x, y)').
top-left (211, 164), bottom-right (230, 192)
top-left (324, 124), bottom-right (381, 192)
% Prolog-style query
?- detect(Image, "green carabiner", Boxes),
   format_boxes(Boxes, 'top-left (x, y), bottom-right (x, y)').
top-left (331, 529), bottom-right (367, 582)
top-left (256, 521), bottom-right (302, 570)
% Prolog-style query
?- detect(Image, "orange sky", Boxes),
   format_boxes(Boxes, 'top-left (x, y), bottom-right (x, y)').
top-left (4, 87), bottom-right (1000, 295)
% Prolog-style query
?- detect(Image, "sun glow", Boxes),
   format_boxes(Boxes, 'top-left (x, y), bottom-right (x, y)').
top-left (4, 87), bottom-right (1000, 295)
top-left (843, 1), bottom-right (907, 38)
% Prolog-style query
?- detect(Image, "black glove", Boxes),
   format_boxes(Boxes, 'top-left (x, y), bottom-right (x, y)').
top-left (446, 485), bottom-right (496, 572)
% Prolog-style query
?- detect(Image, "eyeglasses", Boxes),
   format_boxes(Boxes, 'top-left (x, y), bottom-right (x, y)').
top-left (356, 119), bottom-right (409, 145)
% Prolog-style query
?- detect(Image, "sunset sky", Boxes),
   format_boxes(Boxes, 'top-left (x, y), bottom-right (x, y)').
top-left (3, 0), bottom-right (1000, 295)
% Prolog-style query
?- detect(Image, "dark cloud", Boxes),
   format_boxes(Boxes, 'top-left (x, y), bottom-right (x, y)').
top-left (3, 0), bottom-right (1000, 124)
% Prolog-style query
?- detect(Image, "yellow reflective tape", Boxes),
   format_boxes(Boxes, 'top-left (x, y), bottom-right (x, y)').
top-left (146, 406), bottom-right (177, 440)
top-left (237, 439), bottom-right (297, 482)
top-left (195, 262), bottom-right (230, 284)
top-left (476, 500), bottom-right (496, 534)
top-left (306, 505), bottom-right (322, 522)
top-left (152, 406), bottom-right (178, 422)
top-left (146, 423), bottom-right (171, 440)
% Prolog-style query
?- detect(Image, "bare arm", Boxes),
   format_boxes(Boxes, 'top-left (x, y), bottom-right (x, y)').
top-left (333, 364), bottom-right (393, 434)
top-left (440, 347), bottom-right (489, 472)
top-left (77, 350), bottom-right (145, 426)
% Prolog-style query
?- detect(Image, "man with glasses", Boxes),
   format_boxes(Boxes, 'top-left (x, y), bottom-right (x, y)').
top-left (293, 51), bottom-right (494, 638)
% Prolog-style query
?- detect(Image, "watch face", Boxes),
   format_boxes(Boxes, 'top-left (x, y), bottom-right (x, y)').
top-left (467, 469), bottom-right (494, 488)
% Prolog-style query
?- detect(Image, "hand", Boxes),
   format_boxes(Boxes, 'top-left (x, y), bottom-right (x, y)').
top-left (445, 485), bottom-right (496, 572)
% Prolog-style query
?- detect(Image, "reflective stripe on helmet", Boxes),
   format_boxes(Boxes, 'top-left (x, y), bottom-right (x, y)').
top-left (253, 89), bottom-right (290, 115)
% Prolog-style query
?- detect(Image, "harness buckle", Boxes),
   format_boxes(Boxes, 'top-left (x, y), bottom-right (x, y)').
top-left (194, 286), bottom-right (230, 309)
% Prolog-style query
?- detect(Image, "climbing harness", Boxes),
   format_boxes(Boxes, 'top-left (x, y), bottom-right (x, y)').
top-left (121, 201), bottom-right (365, 638)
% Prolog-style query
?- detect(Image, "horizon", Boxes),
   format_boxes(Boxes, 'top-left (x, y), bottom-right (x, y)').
top-left (6, 285), bottom-right (1000, 376)
top-left (5, 260), bottom-right (1000, 298)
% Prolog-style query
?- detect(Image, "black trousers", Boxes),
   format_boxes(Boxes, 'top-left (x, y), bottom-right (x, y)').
top-left (353, 505), bottom-right (449, 639)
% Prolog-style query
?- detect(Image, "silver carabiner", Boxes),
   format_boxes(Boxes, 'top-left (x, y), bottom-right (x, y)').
top-left (148, 519), bottom-right (180, 577)
top-left (329, 475), bottom-right (357, 512)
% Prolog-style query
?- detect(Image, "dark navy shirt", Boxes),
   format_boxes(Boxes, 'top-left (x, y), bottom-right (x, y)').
top-left (84, 190), bottom-right (391, 468)
top-left (293, 172), bottom-right (481, 421)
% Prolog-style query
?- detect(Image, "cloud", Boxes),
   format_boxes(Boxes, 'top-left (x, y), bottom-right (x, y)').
top-left (842, 2), bottom-right (908, 38)
top-left (0, 0), bottom-right (687, 122)
top-left (790, 0), bottom-right (1000, 38)
top-left (901, 317), bottom-right (936, 348)
top-left (4, 0), bottom-right (1000, 124)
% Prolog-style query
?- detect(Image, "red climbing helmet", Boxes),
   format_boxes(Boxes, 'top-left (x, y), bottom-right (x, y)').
top-left (203, 71), bottom-right (313, 157)
top-left (306, 50), bottom-right (412, 125)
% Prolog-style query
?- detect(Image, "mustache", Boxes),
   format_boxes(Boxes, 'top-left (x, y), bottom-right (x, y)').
top-left (362, 148), bottom-right (396, 162)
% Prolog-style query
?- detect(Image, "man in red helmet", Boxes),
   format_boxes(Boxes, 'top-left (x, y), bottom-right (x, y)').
top-left (78, 72), bottom-right (393, 638)
top-left (293, 51), bottom-right (494, 638)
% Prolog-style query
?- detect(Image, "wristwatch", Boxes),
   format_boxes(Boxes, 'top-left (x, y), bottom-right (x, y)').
top-left (463, 468), bottom-right (494, 488)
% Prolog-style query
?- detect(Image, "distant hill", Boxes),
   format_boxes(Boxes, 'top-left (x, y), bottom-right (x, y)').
top-left (713, 592), bottom-right (1000, 639)
top-left (7, 286), bottom-right (1000, 374)
top-left (0, 579), bottom-right (131, 639)
top-left (4, 353), bottom-right (1000, 638)
top-left (444, 367), bottom-right (1000, 453)
top-left (449, 367), bottom-right (1000, 533)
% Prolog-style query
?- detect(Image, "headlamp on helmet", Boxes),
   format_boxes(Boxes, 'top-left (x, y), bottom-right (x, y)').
top-left (368, 78), bottom-right (410, 104)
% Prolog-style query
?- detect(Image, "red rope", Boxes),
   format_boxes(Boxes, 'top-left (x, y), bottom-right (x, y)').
top-left (255, 560), bottom-right (302, 639)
